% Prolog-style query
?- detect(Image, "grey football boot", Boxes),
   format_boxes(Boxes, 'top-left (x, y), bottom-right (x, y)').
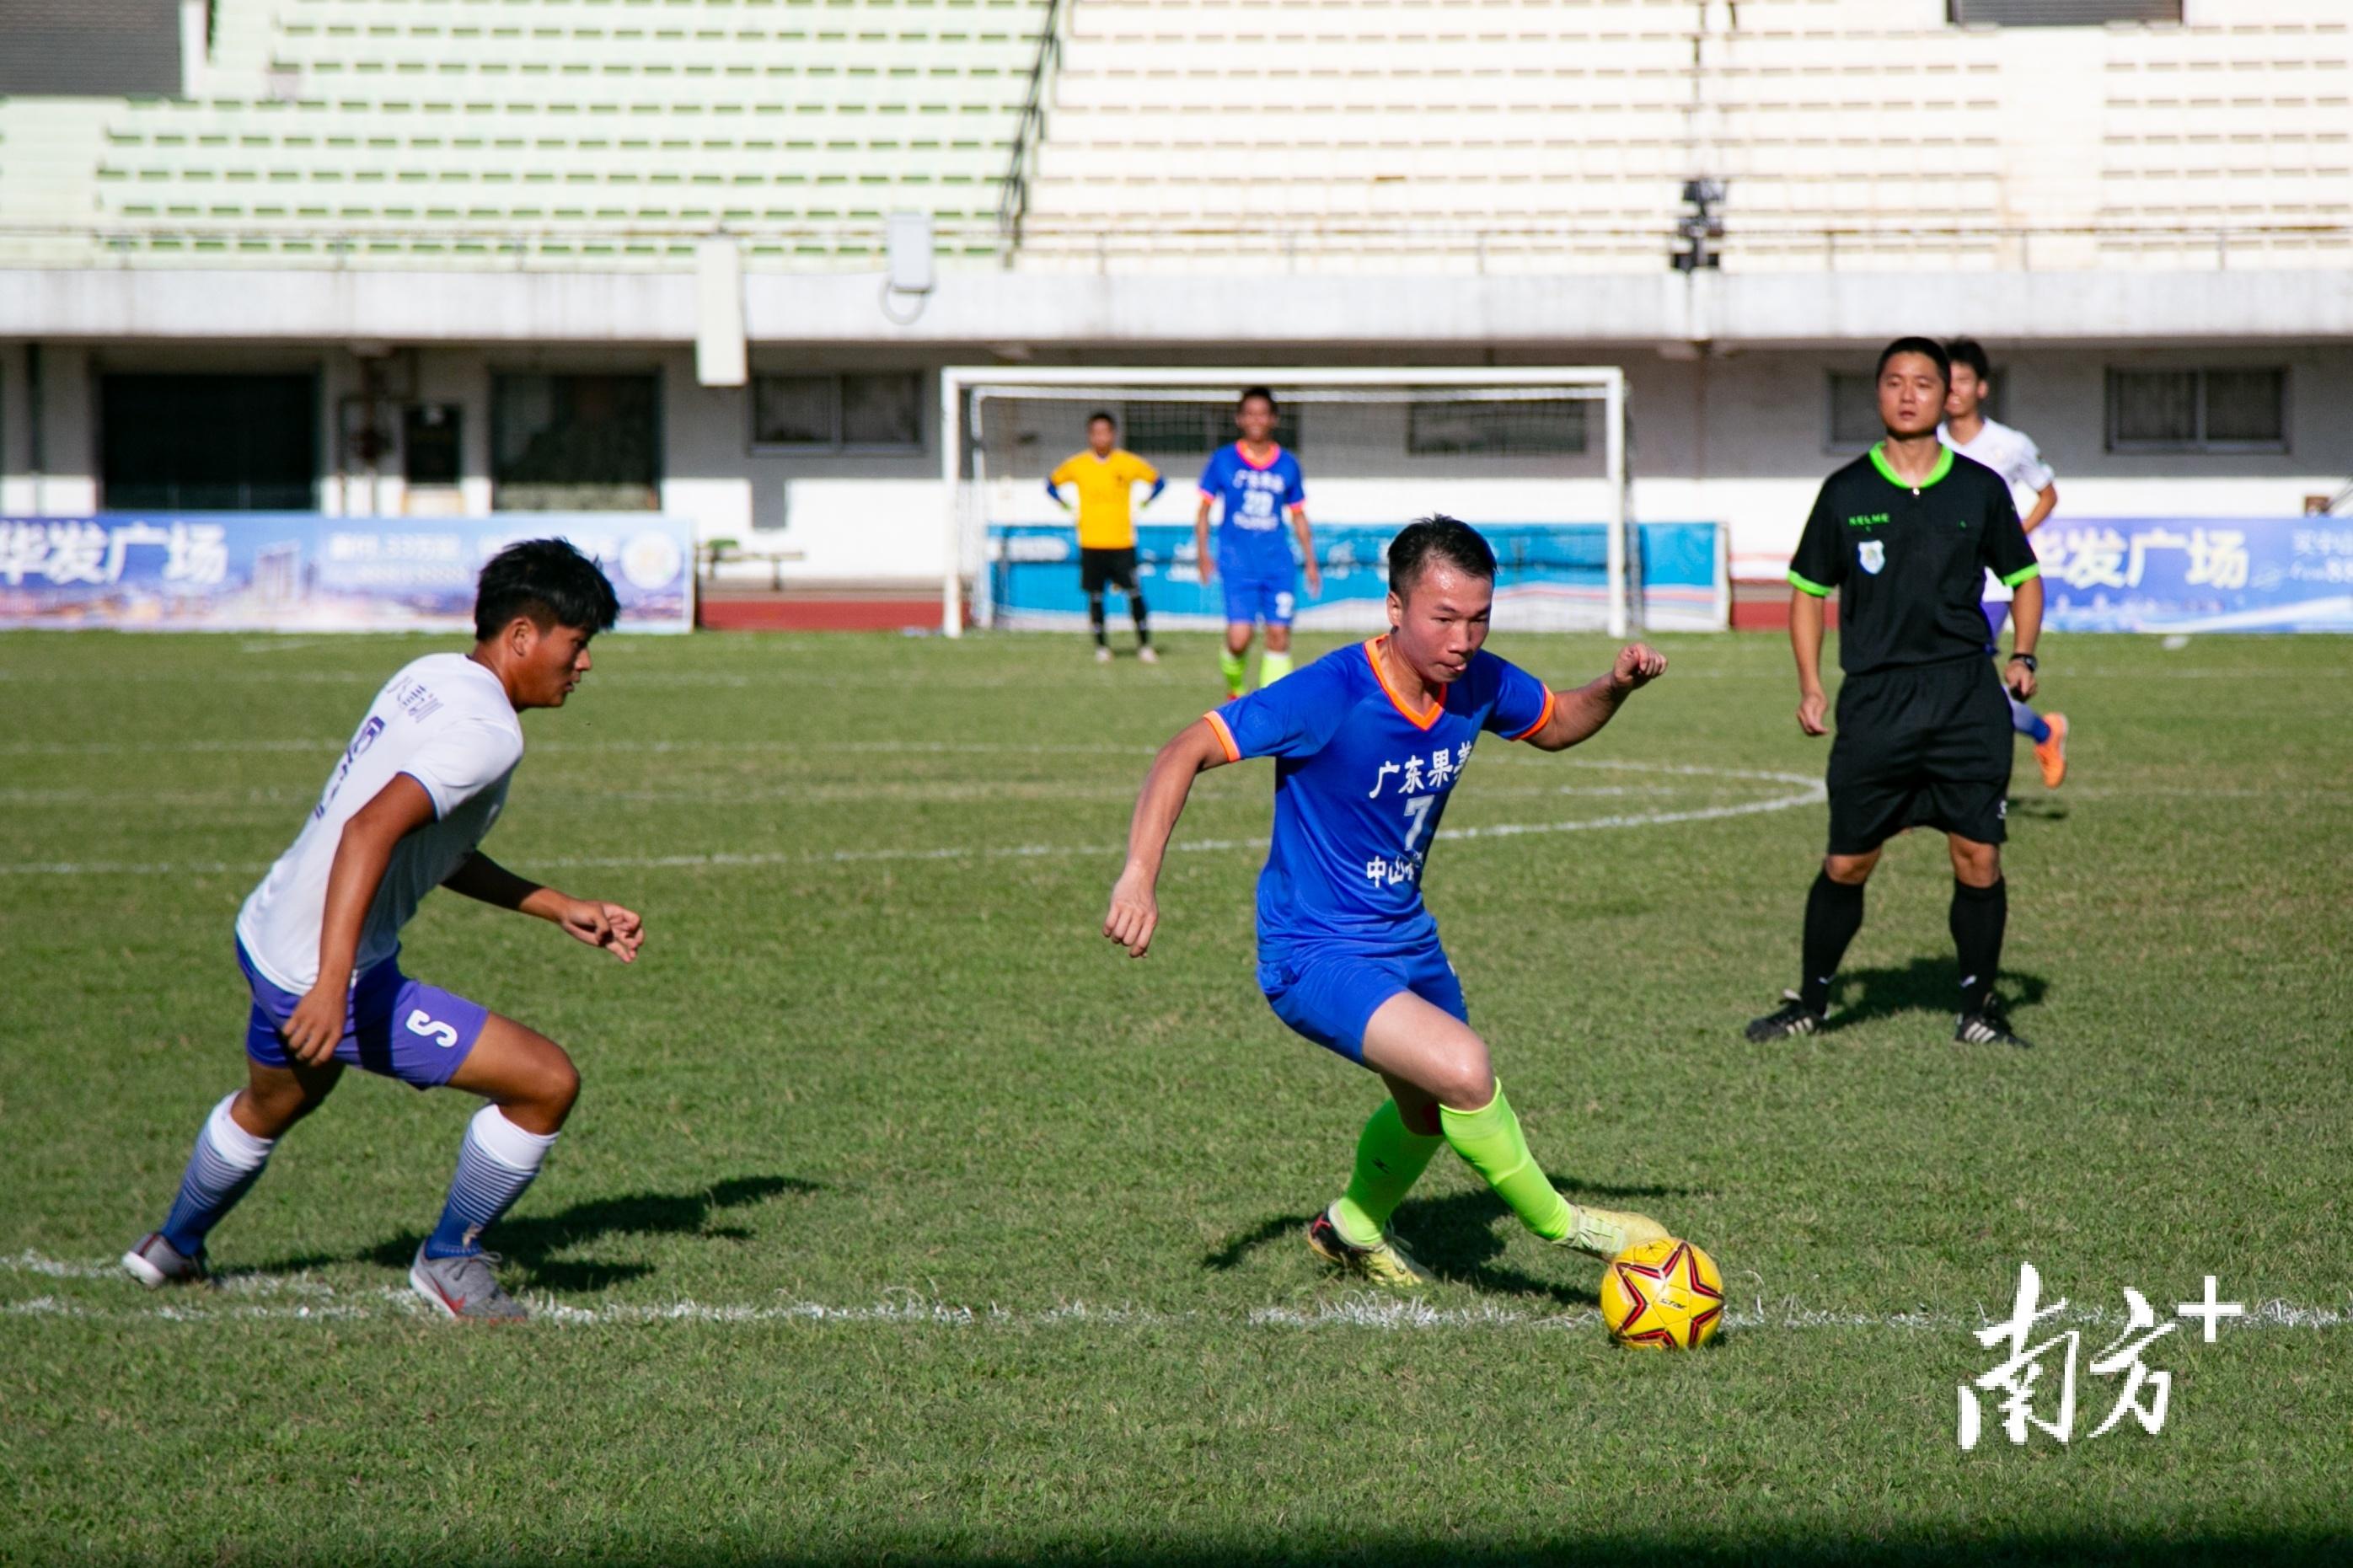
top-left (409, 1246), bottom-right (528, 1321)
top-left (122, 1232), bottom-right (208, 1288)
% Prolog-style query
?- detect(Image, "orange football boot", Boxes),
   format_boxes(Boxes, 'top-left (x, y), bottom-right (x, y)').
top-left (2034, 712), bottom-right (2069, 789)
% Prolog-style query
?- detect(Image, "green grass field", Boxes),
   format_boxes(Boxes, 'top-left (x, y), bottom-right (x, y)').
top-left (3, 626), bottom-right (2349, 1566)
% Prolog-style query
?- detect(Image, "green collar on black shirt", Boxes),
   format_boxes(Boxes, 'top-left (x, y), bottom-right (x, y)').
top-left (1868, 441), bottom-right (1954, 491)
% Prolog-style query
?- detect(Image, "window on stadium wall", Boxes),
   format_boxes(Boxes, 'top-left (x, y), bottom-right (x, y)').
top-left (100, 373), bottom-right (318, 511)
top-left (1828, 369), bottom-right (2004, 450)
top-left (0, 0), bottom-right (183, 96)
top-left (404, 404), bottom-right (463, 490)
top-left (491, 373), bottom-right (660, 511)
top-left (1118, 400), bottom-right (1302, 463)
top-left (751, 372), bottom-right (923, 452)
top-left (1827, 373), bottom-right (1884, 450)
top-left (1948, 1), bottom-right (2179, 24)
top-left (2107, 368), bottom-right (2287, 453)
top-left (1407, 399), bottom-right (1586, 457)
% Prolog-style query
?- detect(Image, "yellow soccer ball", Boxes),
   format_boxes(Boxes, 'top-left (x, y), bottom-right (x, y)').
top-left (1600, 1236), bottom-right (1725, 1351)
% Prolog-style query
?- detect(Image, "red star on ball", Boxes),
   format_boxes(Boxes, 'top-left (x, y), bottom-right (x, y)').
top-left (1610, 1240), bottom-right (1724, 1349)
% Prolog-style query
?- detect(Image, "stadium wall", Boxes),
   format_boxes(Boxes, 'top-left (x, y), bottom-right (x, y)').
top-left (3, 338), bottom-right (2345, 592)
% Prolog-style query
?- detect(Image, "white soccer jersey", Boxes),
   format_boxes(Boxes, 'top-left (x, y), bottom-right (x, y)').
top-left (237, 653), bottom-right (525, 993)
top-left (1940, 415), bottom-right (2057, 602)
top-left (1940, 415), bottom-right (2055, 495)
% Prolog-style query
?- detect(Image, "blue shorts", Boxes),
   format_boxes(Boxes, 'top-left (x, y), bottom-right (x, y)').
top-left (239, 939), bottom-right (488, 1090)
top-left (1222, 573), bottom-right (1297, 629)
top-left (1258, 939), bottom-right (1466, 1064)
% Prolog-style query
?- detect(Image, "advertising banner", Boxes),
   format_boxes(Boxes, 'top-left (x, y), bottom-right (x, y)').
top-left (0, 515), bottom-right (694, 633)
top-left (2035, 518), bottom-right (2352, 634)
top-left (986, 522), bottom-right (1725, 632)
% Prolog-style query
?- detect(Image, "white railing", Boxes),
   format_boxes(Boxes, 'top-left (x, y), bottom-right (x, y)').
top-left (2, 217), bottom-right (2345, 273)
top-left (995, 0), bottom-right (1068, 259)
top-left (0, 217), bottom-right (1008, 269)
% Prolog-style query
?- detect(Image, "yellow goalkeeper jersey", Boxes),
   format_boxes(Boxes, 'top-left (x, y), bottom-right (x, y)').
top-left (1051, 449), bottom-right (1160, 549)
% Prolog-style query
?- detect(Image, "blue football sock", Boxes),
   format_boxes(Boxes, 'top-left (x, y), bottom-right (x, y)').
top-left (159, 1093), bottom-right (275, 1255)
top-left (2008, 695), bottom-right (2051, 743)
top-left (424, 1105), bottom-right (558, 1260)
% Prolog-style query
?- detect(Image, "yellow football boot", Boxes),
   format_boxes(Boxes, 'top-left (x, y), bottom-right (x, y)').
top-left (1306, 1210), bottom-right (1435, 1288)
top-left (1552, 1203), bottom-right (1671, 1260)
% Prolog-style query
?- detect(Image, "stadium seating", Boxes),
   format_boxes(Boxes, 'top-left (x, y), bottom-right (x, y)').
top-left (2096, 14), bottom-right (2353, 266)
top-left (1010, 0), bottom-right (2350, 274)
top-left (0, 0), bottom-right (2343, 271)
top-left (6, 0), bottom-right (1053, 263)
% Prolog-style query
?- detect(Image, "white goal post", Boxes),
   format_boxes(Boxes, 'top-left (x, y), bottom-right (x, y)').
top-left (938, 366), bottom-right (1634, 639)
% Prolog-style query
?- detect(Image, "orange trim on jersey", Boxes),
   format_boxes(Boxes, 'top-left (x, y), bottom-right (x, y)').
top-left (1362, 637), bottom-right (1444, 731)
top-left (1235, 441), bottom-right (1283, 472)
top-left (1203, 709), bottom-right (1241, 763)
top-left (1507, 688), bottom-right (1558, 742)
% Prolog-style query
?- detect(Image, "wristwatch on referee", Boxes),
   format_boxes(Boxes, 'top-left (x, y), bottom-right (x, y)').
top-left (2007, 652), bottom-right (2038, 674)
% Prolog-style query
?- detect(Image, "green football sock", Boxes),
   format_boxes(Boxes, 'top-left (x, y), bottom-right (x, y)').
top-left (1257, 648), bottom-right (1294, 687)
top-left (1219, 647), bottom-right (1248, 693)
top-left (1439, 1079), bottom-right (1573, 1243)
top-left (1330, 1099), bottom-right (1444, 1247)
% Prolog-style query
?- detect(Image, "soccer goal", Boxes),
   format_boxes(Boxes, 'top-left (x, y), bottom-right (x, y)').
top-left (939, 366), bottom-right (1684, 640)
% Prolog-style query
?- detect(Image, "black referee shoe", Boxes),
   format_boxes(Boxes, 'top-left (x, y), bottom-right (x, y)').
top-left (1955, 1003), bottom-right (2034, 1050)
top-left (1745, 990), bottom-right (1825, 1042)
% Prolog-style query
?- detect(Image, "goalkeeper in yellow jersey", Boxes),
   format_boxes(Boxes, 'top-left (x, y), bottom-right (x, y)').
top-left (1048, 411), bottom-right (1166, 663)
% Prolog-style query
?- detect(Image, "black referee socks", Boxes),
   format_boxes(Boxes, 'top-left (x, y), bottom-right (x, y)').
top-left (1799, 870), bottom-right (1867, 1014)
top-left (1949, 878), bottom-right (2007, 1015)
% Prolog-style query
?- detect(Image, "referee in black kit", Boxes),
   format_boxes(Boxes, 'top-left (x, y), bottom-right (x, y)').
top-left (1747, 337), bottom-right (2045, 1049)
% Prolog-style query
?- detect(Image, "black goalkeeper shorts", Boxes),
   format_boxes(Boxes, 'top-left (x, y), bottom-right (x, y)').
top-left (1080, 547), bottom-right (1139, 595)
top-left (1825, 656), bottom-right (2013, 855)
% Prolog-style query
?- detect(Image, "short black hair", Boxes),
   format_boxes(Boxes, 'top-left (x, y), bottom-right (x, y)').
top-left (1086, 410), bottom-right (1116, 429)
top-left (1877, 336), bottom-right (1951, 385)
top-left (1387, 516), bottom-right (1497, 597)
top-left (1237, 385), bottom-right (1278, 411)
top-left (1944, 337), bottom-right (1992, 383)
top-left (473, 538), bottom-right (621, 642)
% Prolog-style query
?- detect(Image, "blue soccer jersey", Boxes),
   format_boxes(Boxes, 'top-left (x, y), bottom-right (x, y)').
top-left (1208, 639), bottom-right (1557, 957)
top-left (1198, 442), bottom-right (1306, 584)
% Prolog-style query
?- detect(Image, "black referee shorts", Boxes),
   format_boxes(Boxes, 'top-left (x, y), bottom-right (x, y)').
top-left (1826, 656), bottom-right (2013, 855)
top-left (1080, 547), bottom-right (1139, 595)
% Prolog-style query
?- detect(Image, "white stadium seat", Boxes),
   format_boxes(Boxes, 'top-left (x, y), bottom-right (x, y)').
top-left (0, 0), bottom-right (2343, 270)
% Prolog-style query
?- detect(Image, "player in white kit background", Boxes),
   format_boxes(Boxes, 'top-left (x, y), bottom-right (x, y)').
top-left (123, 539), bottom-right (644, 1320)
top-left (1939, 338), bottom-right (2071, 789)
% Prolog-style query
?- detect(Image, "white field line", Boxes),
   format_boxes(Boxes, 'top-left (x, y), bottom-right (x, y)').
top-left (0, 737), bottom-right (1163, 759)
top-left (13, 733), bottom-right (2333, 800)
top-left (0, 763), bottom-right (1827, 878)
top-left (0, 665), bottom-right (2321, 689)
top-left (0, 780), bottom-right (1685, 811)
top-left (0, 670), bottom-right (1062, 692)
top-left (3, 1257), bottom-right (2345, 1335)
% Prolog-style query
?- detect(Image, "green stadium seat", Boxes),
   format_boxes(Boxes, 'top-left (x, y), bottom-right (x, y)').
top-left (21, 0), bottom-right (1043, 262)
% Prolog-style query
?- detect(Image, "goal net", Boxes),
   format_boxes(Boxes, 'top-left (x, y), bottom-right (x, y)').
top-left (939, 367), bottom-right (1715, 639)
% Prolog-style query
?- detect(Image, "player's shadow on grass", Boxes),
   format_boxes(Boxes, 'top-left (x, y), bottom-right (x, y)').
top-left (1204, 1185), bottom-right (1700, 1308)
top-left (1828, 956), bottom-right (2050, 1032)
top-left (255, 1175), bottom-right (821, 1292)
top-left (2008, 795), bottom-right (2069, 821)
